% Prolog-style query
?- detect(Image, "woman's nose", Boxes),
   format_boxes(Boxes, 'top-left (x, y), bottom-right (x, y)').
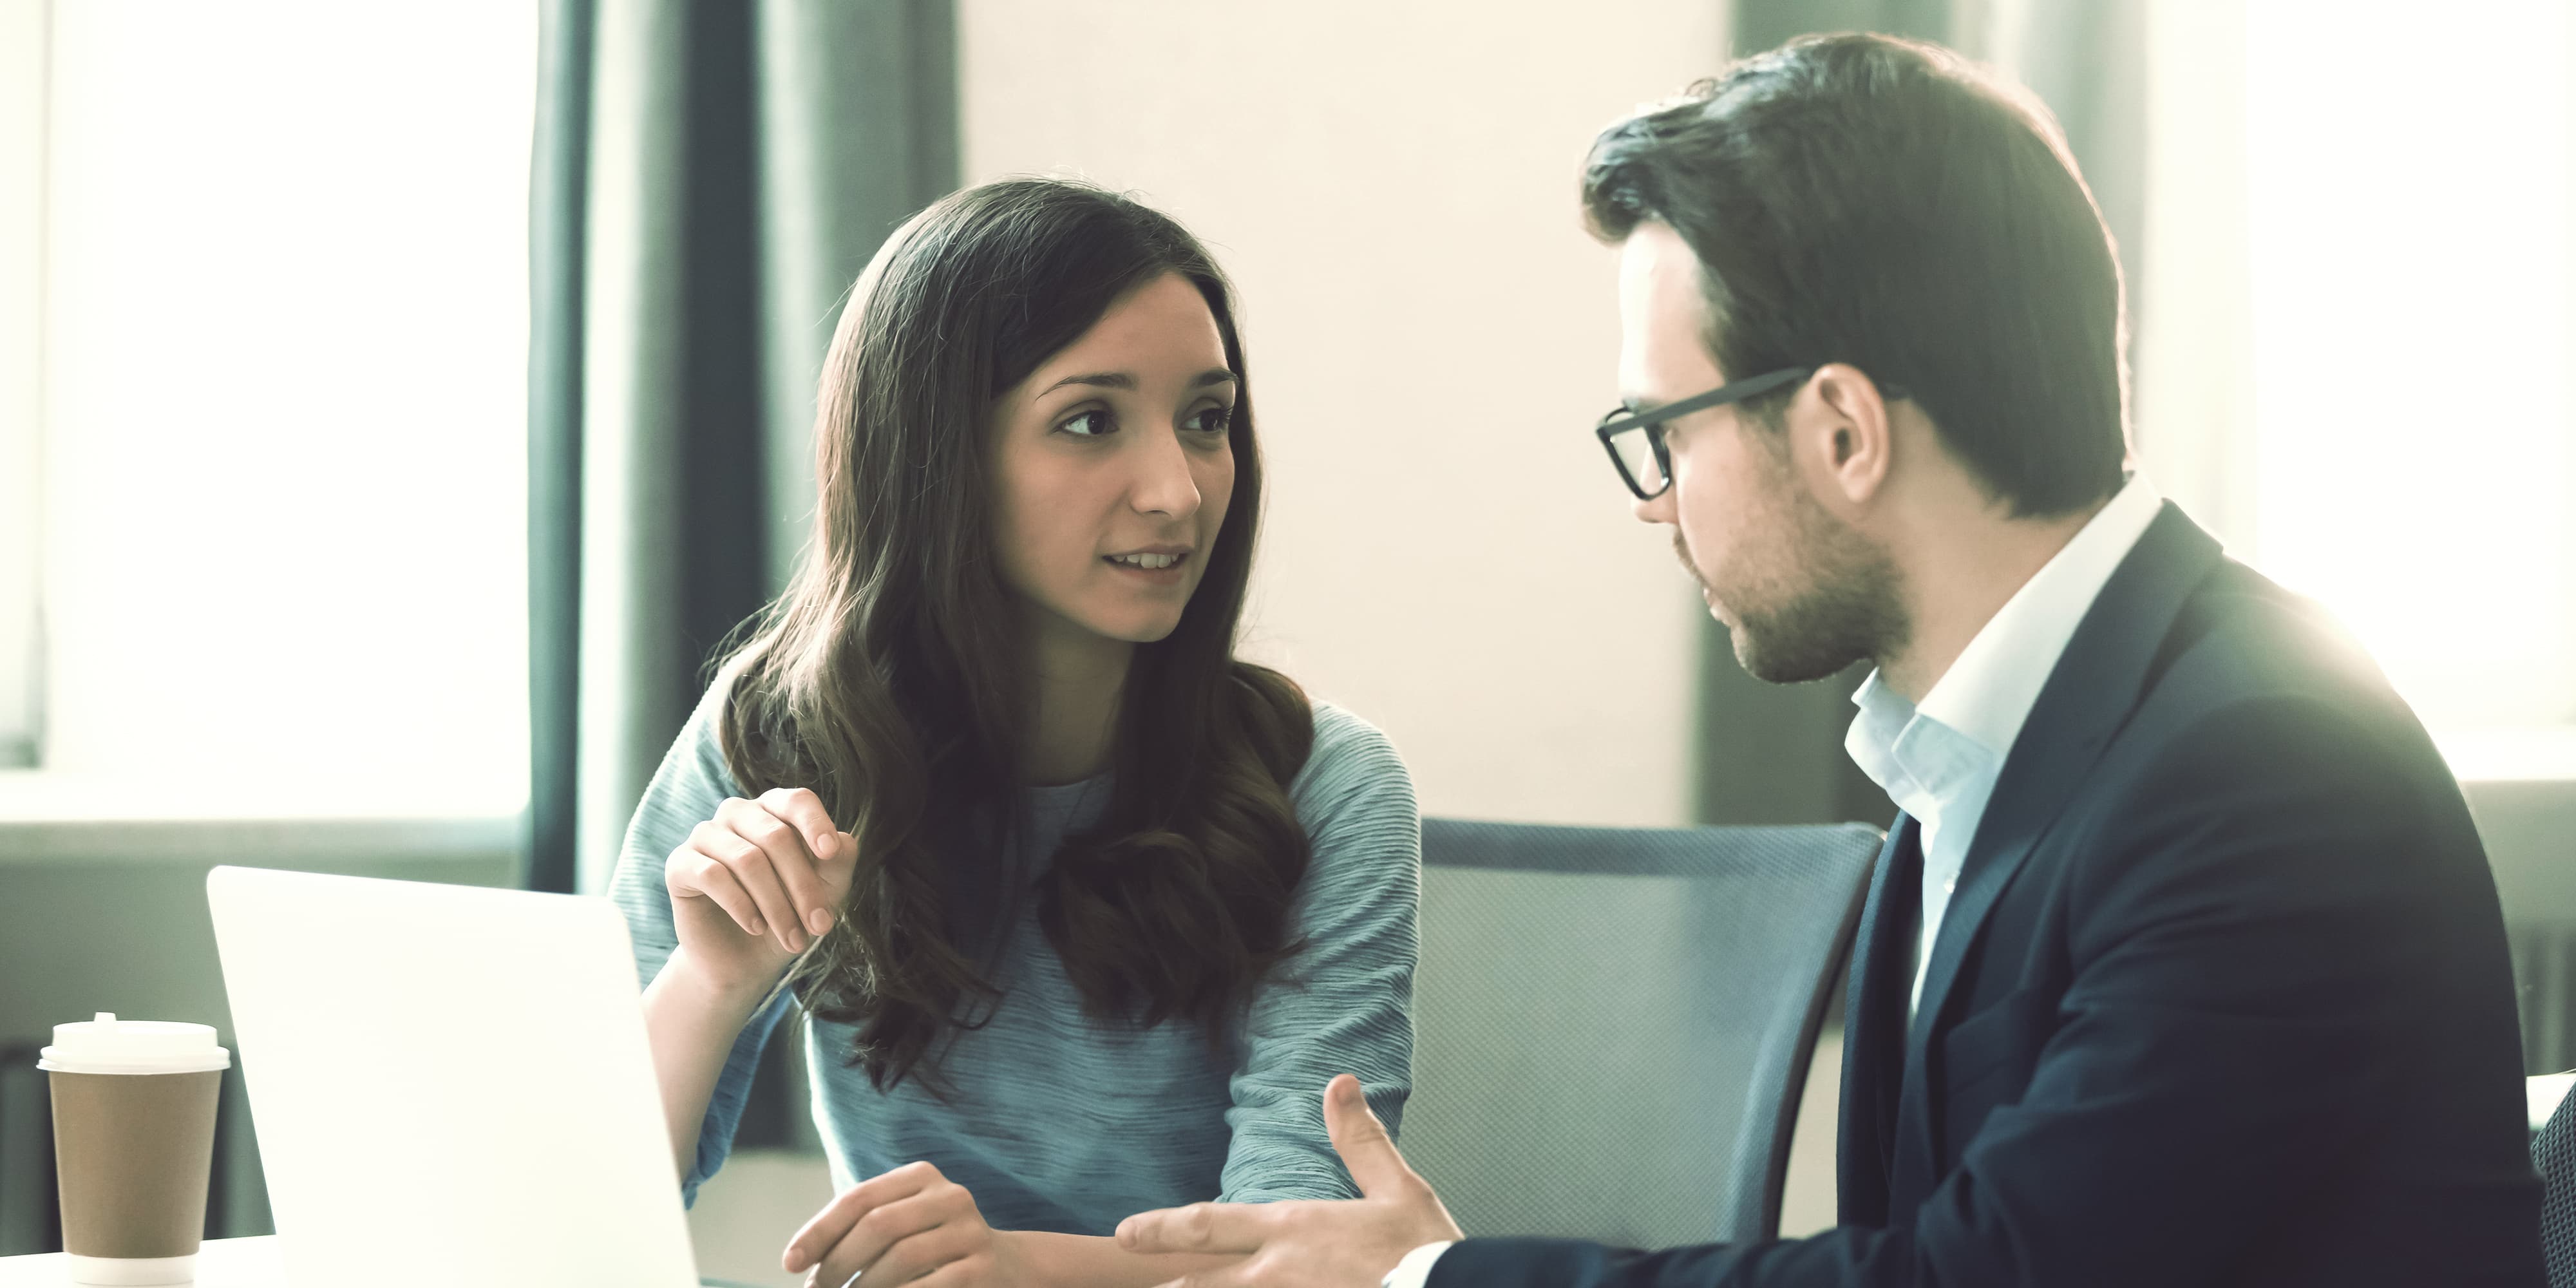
top-left (1129, 431), bottom-right (1202, 518)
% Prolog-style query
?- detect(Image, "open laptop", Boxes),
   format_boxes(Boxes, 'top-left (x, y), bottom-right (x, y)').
top-left (207, 866), bottom-right (761, 1288)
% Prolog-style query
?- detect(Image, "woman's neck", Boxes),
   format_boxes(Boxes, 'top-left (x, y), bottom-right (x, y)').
top-left (1023, 614), bottom-right (1135, 786)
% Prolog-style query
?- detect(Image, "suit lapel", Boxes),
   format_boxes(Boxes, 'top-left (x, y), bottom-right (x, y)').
top-left (1888, 504), bottom-right (2226, 1198)
top-left (1835, 815), bottom-right (1919, 1225)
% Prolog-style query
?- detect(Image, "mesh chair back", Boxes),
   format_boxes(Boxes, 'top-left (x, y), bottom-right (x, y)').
top-left (2543, 1082), bottom-right (2576, 1287)
top-left (1404, 818), bottom-right (1880, 1248)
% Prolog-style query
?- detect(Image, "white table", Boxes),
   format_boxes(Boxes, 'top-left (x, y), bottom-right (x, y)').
top-left (5, 1087), bottom-right (2565, 1284)
top-left (0, 1237), bottom-right (279, 1287)
top-left (0, 1240), bottom-right (768, 1287)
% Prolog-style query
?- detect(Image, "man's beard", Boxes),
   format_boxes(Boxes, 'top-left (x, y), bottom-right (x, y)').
top-left (1681, 483), bottom-right (1906, 685)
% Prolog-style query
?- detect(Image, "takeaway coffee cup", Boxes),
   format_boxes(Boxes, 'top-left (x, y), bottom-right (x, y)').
top-left (38, 1014), bottom-right (230, 1285)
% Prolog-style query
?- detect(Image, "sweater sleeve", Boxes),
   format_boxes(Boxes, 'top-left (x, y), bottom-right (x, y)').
top-left (1217, 701), bottom-right (1422, 1202)
top-left (603, 676), bottom-right (795, 1209)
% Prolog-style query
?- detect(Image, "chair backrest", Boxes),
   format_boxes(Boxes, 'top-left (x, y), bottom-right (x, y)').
top-left (1402, 817), bottom-right (1880, 1248)
top-left (2542, 1080), bottom-right (2576, 1288)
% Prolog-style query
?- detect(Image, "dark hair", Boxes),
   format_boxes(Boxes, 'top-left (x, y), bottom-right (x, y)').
top-left (1582, 32), bottom-right (2127, 517)
top-left (717, 178), bottom-right (1315, 1093)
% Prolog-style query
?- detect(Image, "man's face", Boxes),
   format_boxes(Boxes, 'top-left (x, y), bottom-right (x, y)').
top-left (1615, 222), bottom-right (1902, 683)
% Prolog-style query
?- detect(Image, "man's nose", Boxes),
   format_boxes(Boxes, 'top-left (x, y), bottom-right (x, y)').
top-left (1633, 487), bottom-right (1676, 526)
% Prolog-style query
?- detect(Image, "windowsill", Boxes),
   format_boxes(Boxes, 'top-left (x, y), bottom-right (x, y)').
top-left (0, 768), bottom-right (526, 821)
top-left (2434, 728), bottom-right (2576, 784)
top-left (0, 770), bottom-right (525, 869)
top-left (2441, 738), bottom-right (2576, 924)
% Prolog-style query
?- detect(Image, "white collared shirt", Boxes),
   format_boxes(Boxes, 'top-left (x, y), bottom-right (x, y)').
top-left (1844, 472), bottom-right (2164, 1017)
top-left (1387, 475), bottom-right (2165, 1286)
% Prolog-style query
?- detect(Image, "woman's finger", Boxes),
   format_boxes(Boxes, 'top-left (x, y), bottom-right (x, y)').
top-left (808, 1186), bottom-right (957, 1285)
top-left (669, 848), bottom-right (765, 938)
top-left (702, 820), bottom-right (807, 954)
top-left (760, 786), bottom-right (844, 866)
top-left (784, 1161), bottom-right (944, 1274)
top-left (753, 788), bottom-right (845, 937)
top-left (719, 797), bottom-right (828, 946)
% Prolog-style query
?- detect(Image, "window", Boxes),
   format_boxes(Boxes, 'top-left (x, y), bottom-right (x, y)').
top-left (1, 0), bottom-right (43, 769)
top-left (2141, 0), bottom-right (2576, 774)
top-left (5, 1), bottom-right (537, 817)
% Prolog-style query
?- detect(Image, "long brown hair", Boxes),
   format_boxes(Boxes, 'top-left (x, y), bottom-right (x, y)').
top-left (717, 178), bottom-right (1315, 1093)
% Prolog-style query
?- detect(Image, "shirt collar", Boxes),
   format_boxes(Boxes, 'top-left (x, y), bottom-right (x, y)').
top-left (1845, 672), bottom-right (1994, 824)
top-left (1846, 473), bottom-right (2164, 793)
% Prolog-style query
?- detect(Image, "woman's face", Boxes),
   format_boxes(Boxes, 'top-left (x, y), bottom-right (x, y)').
top-left (990, 271), bottom-right (1238, 649)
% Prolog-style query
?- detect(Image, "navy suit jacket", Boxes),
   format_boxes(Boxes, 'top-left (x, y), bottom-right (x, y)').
top-left (1432, 506), bottom-right (2544, 1287)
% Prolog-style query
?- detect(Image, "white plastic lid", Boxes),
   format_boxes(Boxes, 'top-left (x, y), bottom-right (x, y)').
top-left (37, 1013), bottom-right (231, 1075)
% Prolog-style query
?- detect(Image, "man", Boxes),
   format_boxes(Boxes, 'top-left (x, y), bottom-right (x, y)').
top-left (1115, 32), bottom-right (2546, 1288)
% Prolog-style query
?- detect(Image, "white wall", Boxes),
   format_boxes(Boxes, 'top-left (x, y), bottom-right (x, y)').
top-left (961, 0), bottom-right (1728, 826)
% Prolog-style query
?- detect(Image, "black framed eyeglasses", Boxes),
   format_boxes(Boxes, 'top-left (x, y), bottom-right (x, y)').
top-left (1593, 367), bottom-right (1814, 501)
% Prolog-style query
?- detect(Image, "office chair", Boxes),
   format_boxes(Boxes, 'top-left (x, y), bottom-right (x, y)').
top-left (2541, 1075), bottom-right (2575, 1287)
top-left (1403, 817), bottom-right (1881, 1247)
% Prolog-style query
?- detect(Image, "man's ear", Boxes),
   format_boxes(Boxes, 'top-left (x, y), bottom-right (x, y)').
top-left (1794, 363), bottom-right (1896, 510)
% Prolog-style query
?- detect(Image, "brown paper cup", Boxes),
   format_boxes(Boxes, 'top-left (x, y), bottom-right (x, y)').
top-left (50, 1070), bottom-right (222, 1265)
top-left (39, 1016), bottom-right (229, 1286)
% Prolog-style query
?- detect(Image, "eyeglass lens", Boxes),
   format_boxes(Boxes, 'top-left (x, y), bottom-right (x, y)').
top-left (1607, 422), bottom-right (1667, 497)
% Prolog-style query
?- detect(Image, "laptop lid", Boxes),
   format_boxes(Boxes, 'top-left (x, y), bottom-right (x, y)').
top-left (206, 866), bottom-right (699, 1288)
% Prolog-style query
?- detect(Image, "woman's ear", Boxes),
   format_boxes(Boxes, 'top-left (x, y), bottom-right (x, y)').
top-left (1794, 363), bottom-right (1895, 511)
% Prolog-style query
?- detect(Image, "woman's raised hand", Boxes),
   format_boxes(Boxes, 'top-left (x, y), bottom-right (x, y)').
top-left (663, 787), bottom-right (857, 994)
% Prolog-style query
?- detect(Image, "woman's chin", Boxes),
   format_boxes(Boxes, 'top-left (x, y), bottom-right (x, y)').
top-left (1106, 616), bottom-right (1186, 645)
top-left (1062, 605), bottom-right (1186, 646)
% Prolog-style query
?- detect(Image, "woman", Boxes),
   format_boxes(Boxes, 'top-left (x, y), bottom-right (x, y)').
top-left (604, 178), bottom-right (1419, 1288)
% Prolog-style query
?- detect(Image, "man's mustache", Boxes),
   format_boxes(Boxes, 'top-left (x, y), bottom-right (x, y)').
top-left (1672, 529), bottom-right (1712, 592)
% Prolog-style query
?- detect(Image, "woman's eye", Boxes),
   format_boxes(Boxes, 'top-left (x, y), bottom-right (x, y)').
top-left (1057, 409), bottom-right (1113, 438)
top-left (1186, 406), bottom-right (1233, 436)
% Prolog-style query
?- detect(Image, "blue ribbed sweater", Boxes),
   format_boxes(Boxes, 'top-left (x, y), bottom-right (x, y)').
top-left (606, 685), bottom-right (1420, 1235)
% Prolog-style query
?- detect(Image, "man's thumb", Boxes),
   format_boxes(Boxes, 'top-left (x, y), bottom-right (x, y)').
top-left (1323, 1074), bottom-right (1410, 1197)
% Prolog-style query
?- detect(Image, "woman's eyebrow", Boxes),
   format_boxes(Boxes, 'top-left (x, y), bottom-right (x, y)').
top-left (1036, 368), bottom-right (1240, 396)
top-left (1039, 372), bottom-right (1136, 395)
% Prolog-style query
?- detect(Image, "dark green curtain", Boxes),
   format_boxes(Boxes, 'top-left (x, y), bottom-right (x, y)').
top-left (528, 0), bottom-right (959, 1141)
top-left (1696, 0), bottom-right (2146, 829)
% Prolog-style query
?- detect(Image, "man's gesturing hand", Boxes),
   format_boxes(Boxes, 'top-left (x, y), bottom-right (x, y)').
top-left (1114, 1074), bottom-right (1463, 1288)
